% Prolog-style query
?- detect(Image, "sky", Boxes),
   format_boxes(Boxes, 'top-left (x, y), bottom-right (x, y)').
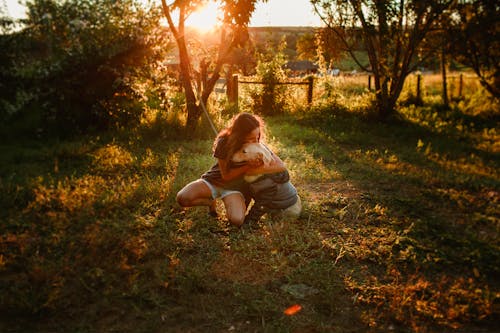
top-left (3, 0), bottom-right (324, 27)
top-left (250, 0), bottom-right (323, 27)
top-left (3, 0), bottom-right (24, 19)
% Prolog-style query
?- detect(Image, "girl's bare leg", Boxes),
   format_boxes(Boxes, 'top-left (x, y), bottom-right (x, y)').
top-left (177, 180), bottom-right (246, 225)
top-left (222, 193), bottom-right (247, 227)
top-left (176, 179), bottom-right (213, 208)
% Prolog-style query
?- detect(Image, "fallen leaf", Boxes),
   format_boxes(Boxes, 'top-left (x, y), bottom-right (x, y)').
top-left (284, 304), bottom-right (302, 316)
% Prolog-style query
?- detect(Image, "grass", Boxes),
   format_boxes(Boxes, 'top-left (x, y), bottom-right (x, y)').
top-left (1, 84), bottom-right (499, 332)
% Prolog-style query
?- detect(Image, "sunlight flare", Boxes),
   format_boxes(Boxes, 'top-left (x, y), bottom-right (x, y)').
top-left (185, 2), bottom-right (222, 32)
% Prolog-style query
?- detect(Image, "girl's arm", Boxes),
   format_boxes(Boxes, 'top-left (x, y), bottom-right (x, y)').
top-left (245, 153), bottom-right (286, 175)
top-left (219, 158), bottom-right (263, 182)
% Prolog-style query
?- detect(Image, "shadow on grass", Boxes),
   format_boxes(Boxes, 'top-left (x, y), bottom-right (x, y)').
top-left (278, 108), bottom-right (499, 271)
top-left (267, 109), bottom-right (499, 331)
top-left (0, 134), bottom-right (215, 331)
top-left (0, 130), bottom-right (366, 333)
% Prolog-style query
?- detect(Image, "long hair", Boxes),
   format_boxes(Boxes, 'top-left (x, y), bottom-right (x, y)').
top-left (214, 113), bottom-right (265, 171)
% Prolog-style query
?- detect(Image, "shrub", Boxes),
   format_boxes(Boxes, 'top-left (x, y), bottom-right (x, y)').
top-left (0, 0), bottom-right (170, 137)
top-left (246, 39), bottom-right (290, 115)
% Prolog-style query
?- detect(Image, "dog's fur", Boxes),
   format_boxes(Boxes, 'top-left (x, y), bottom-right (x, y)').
top-left (232, 143), bottom-right (301, 219)
top-left (232, 142), bottom-right (273, 182)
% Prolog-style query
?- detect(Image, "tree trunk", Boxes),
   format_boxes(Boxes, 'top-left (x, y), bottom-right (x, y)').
top-left (161, 1), bottom-right (256, 131)
top-left (178, 54), bottom-right (202, 131)
top-left (161, 1), bottom-right (201, 130)
top-left (185, 104), bottom-right (202, 132)
top-left (374, 75), bottom-right (396, 120)
top-left (441, 43), bottom-right (449, 107)
top-left (376, 92), bottom-right (396, 120)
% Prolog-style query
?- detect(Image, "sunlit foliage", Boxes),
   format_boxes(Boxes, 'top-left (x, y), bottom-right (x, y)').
top-left (160, 0), bottom-right (265, 131)
top-left (244, 38), bottom-right (290, 115)
top-left (312, 0), bottom-right (456, 119)
top-left (0, 0), bottom-right (170, 137)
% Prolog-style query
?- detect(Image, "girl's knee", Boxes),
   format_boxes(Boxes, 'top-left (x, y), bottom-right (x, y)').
top-left (227, 212), bottom-right (245, 227)
top-left (176, 190), bottom-right (189, 207)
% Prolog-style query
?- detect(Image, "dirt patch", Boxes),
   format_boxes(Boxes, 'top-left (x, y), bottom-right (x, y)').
top-left (211, 250), bottom-right (277, 285)
top-left (300, 180), bottom-right (364, 201)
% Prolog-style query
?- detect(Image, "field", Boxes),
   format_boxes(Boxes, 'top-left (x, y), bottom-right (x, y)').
top-left (1, 74), bottom-right (499, 332)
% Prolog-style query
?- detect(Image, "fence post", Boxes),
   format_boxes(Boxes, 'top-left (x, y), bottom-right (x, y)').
top-left (416, 74), bottom-right (422, 104)
top-left (200, 59), bottom-right (208, 91)
top-left (225, 71), bottom-right (232, 101)
top-left (230, 74), bottom-right (239, 108)
top-left (368, 75), bottom-right (372, 91)
top-left (458, 73), bottom-right (463, 98)
top-left (307, 76), bottom-right (314, 105)
top-left (441, 48), bottom-right (449, 107)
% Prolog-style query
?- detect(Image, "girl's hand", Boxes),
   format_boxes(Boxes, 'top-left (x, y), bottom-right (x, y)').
top-left (246, 154), bottom-right (286, 175)
top-left (247, 158), bottom-right (264, 168)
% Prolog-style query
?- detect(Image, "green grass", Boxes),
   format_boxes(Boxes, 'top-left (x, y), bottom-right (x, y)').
top-left (335, 51), bottom-right (370, 71)
top-left (1, 93), bottom-right (499, 332)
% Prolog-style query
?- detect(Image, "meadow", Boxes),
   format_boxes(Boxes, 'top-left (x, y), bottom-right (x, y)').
top-left (0, 73), bottom-right (498, 332)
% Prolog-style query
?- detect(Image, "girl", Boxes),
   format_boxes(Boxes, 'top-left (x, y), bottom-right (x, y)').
top-left (176, 113), bottom-right (286, 226)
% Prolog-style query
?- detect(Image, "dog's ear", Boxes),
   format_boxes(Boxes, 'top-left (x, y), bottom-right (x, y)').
top-left (260, 147), bottom-right (272, 165)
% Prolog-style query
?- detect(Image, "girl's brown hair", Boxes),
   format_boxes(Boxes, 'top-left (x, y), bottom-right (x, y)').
top-left (214, 113), bottom-right (265, 170)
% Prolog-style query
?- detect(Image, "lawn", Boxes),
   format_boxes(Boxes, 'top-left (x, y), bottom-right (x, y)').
top-left (0, 100), bottom-right (498, 332)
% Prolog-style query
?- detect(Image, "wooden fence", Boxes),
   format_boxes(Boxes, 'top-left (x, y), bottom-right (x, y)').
top-left (213, 73), bottom-right (477, 108)
top-left (368, 73), bottom-right (470, 100)
top-left (217, 74), bottom-right (315, 106)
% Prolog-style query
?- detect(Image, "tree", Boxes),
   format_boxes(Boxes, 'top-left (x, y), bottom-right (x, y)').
top-left (1, 0), bottom-right (162, 135)
top-left (447, 0), bottom-right (499, 100)
top-left (296, 32), bottom-right (317, 61)
top-left (312, 0), bottom-right (455, 119)
top-left (161, 0), bottom-right (263, 131)
top-left (296, 30), bottom-right (344, 67)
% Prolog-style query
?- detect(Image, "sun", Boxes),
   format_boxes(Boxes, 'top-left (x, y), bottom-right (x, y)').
top-left (185, 2), bottom-right (222, 32)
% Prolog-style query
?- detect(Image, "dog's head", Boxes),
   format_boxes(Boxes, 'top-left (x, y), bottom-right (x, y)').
top-left (232, 142), bottom-right (273, 166)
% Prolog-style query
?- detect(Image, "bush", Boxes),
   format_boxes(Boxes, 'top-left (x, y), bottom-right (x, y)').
top-left (0, 0), bottom-right (170, 137)
top-left (246, 39), bottom-right (290, 115)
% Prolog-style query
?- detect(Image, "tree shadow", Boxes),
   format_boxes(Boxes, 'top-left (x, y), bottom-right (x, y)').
top-left (267, 110), bottom-right (499, 330)
top-left (0, 133), bottom-right (225, 331)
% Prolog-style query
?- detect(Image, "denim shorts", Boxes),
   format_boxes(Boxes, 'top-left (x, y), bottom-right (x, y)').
top-left (201, 179), bottom-right (244, 200)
